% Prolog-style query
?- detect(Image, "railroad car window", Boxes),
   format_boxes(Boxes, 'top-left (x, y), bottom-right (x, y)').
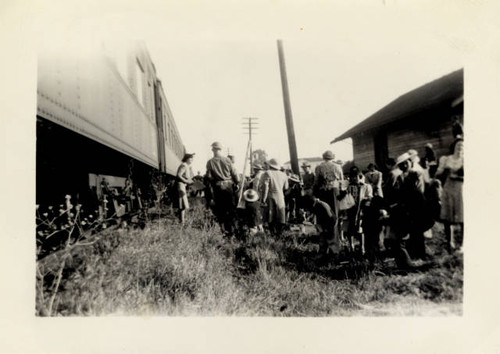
top-left (166, 122), bottom-right (171, 146)
top-left (148, 81), bottom-right (154, 119)
top-left (135, 59), bottom-right (145, 108)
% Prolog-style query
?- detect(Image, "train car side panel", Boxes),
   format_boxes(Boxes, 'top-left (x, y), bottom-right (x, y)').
top-left (37, 52), bottom-right (159, 168)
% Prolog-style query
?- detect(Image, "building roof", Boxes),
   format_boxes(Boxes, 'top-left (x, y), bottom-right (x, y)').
top-left (331, 68), bottom-right (463, 143)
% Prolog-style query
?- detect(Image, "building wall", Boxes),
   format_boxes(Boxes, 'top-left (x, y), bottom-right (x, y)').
top-left (351, 110), bottom-right (463, 170)
top-left (352, 132), bottom-right (376, 170)
top-left (387, 121), bottom-right (456, 161)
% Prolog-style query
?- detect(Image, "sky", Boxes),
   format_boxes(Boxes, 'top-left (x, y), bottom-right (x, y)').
top-left (147, 37), bottom-right (463, 174)
top-left (28, 0), bottom-right (477, 174)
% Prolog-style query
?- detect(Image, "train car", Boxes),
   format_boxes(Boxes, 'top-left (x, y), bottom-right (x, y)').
top-left (36, 41), bottom-right (185, 209)
top-left (154, 79), bottom-right (185, 175)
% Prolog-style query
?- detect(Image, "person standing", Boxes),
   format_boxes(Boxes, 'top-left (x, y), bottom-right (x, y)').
top-left (394, 152), bottom-right (429, 261)
top-left (436, 138), bottom-right (464, 253)
top-left (408, 149), bottom-right (430, 183)
top-left (285, 173), bottom-right (302, 223)
top-left (242, 189), bottom-right (264, 236)
top-left (301, 162), bottom-right (315, 196)
top-left (364, 163), bottom-right (384, 198)
top-left (176, 153), bottom-right (195, 224)
top-left (340, 166), bottom-right (373, 255)
top-left (262, 158), bottom-right (289, 236)
top-left (314, 150), bottom-right (344, 213)
top-left (423, 143), bottom-right (437, 167)
top-left (250, 163), bottom-right (265, 197)
top-left (387, 153), bottom-right (419, 268)
top-left (206, 142), bottom-right (240, 236)
top-left (383, 157), bottom-right (400, 205)
top-left (451, 115), bottom-right (464, 139)
top-left (314, 150), bottom-right (344, 243)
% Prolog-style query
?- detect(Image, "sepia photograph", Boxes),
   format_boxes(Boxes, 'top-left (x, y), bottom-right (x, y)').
top-left (1, 0), bottom-right (499, 352)
top-left (35, 38), bottom-right (464, 317)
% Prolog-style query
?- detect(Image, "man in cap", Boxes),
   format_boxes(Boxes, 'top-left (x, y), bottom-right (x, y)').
top-left (301, 161), bottom-right (315, 197)
top-left (262, 158), bottom-right (289, 236)
top-left (206, 141), bottom-right (240, 236)
top-left (176, 153), bottom-right (195, 224)
top-left (314, 150), bottom-right (344, 213)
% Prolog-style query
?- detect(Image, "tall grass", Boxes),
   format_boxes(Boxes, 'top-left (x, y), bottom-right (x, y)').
top-left (36, 201), bottom-right (463, 316)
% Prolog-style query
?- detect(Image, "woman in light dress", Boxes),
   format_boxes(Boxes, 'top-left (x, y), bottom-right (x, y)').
top-left (436, 138), bottom-right (464, 252)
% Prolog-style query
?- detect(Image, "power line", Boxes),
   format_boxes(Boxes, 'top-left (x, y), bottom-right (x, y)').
top-left (242, 117), bottom-right (258, 174)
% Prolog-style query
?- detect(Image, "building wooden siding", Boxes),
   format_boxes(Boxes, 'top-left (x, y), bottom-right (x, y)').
top-left (386, 119), bottom-right (457, 161)
top-left (351, 111), bottom-right (462, 170)
top-left (352, 133), bottom-right (376, 170)
top-left (333, 69), bottom-right (463, 171)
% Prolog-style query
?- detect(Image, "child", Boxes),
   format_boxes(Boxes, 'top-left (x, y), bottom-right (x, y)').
top-left (242, 189), bottom-right (264, 236)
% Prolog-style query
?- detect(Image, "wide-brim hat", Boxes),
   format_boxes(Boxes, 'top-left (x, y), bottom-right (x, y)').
top-left (395, 152), bottom-right (411, 166)
top-left (253, 163), bottom-right (263, 171)
top-left (322, 150), bottom-right (335, 160)
top-left (211, 141), bottom-right (223, 150)
top-left (267, 158), bottom-right (280, 170)
top-left (182, 153), bottom-right (195, 162)
top-left (243, 189), bottom-right (259, 202)
top-left (289, 174), bottom-right (301, 183)
top-left (407, 149), bottom-right (419, 163)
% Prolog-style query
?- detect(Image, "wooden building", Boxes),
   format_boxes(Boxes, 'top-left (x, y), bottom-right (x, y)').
top-left (330, 69), bottom-right (463, 171)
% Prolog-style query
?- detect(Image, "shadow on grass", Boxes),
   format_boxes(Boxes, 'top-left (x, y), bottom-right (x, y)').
top-left (228, 229), bottom-right (375, 281)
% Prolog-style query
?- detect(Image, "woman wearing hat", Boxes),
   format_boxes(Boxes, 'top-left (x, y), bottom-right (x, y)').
top-left (176, 153), bottom-right (195, 224)
top-left (262, 158), bottom-right (289, 236)
top-left (364, 163), bottom-right (383, 198)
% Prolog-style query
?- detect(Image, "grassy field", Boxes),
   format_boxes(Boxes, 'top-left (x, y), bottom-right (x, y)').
top-left (36, 200), bottom-right (463, 316)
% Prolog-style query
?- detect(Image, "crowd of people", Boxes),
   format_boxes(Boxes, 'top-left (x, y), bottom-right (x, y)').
top-left (174, 131), bottom-right (464, 270)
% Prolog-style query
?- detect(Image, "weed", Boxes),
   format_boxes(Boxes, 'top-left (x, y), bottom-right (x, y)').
top-left (36, 200), bottom-right (463, 316)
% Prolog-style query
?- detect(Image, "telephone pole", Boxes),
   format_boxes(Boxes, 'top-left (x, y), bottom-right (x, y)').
top-left (277, 39), bottom-right (300, 176)
top-left (242, 117), bottom-right (258, 175)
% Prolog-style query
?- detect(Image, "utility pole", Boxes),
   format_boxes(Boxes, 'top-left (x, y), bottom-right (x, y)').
top-left (277, 39), bottom-right (300, 176)
top-left (242, 117), bottom-right (258, 175)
